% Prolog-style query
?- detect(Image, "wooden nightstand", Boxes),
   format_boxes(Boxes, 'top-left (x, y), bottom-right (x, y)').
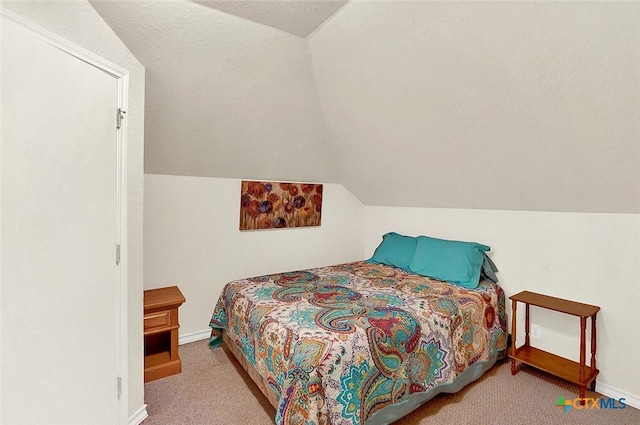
top-left (509, 291), bottom-right (600, 403)
top-left (144, 286), bottom-right (186, 383)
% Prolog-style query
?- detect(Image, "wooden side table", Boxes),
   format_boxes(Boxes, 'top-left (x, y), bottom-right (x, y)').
top-left (509, 290), bottom-right (600, 403)
top-left (144, 286), bottom-right (186, 383)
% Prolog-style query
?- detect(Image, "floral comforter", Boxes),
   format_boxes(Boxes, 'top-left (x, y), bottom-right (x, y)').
top-left (210, 261), bottom-right (507, 425)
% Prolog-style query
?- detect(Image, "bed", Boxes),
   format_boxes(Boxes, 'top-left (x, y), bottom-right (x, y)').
top-left (210, 234), bottom-right (507, 425)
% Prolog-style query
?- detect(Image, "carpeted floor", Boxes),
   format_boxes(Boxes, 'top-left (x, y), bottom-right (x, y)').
top-left (143, 339), bottom-right (639, 425)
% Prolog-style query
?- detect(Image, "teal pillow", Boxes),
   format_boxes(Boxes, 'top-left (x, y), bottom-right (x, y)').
top-left (367, 232), bottom-right (417, 271)
top-left (409, 236), bottom-right (490, 289)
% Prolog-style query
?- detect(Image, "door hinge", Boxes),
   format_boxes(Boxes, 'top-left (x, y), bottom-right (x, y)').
top-left (116, 108), bottom-right (126, 129)
top-left (117, 376), bottom-right (122, 400)
top-left (116, 244), bottom-right (121, 266)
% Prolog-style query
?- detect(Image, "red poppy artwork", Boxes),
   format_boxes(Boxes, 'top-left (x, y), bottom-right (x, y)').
top-left (240, 181), bottom-right (323, 230)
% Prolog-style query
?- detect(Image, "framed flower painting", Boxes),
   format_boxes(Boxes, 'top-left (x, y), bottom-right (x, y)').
top-left (239, 181), bottom-right (323, 230)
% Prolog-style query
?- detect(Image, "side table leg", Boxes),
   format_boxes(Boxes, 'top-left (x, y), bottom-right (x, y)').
top-left (579, 316), bottom-right (586, 405)
top-left (579, 317), bottom-right (586, 384)
top-left (524, 304), bottom-right (530, 348)
top-left (510, 300), bottom-right (517, 375)
top-left (590, 314), bottom-right (597, 391)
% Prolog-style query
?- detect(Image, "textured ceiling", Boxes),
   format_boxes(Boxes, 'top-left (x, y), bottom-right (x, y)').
top-left (193, 0), bottom-right (348, 38)
top-left (309, 1), bottom-right (640, 213)
top-left (90, 0), bottom-right (340, 184)
top-left (90, 0), bottom-right (640, 213)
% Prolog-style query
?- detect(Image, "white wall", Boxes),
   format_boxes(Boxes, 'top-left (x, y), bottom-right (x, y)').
top-left (143, 175), bottom-right (640, 406)
top-left (364, 206), bottom-right (640, 407)
top-left (143, 174), bottom-right (364, 340)
top-left (0, 1), bottom-right (146, 421)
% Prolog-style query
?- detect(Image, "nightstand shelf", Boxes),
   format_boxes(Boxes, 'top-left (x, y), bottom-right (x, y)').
top-left (144, 286), bottom-right (185, 383)
top-left (509, 291), bottom-right (600, 403)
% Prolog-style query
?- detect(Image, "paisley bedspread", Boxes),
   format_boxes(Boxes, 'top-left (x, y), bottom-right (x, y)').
top-left (209, 261), bottom-right (507, 425)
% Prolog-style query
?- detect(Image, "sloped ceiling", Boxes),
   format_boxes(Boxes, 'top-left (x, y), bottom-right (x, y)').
top-left (310, 1), bottom-right (640, 213)
top-left (91, 0), bottom-right (640, 213)
top-left (90, 0), bottom-right (339, 184)
top-left (193, 0), bottom-right (348, 38)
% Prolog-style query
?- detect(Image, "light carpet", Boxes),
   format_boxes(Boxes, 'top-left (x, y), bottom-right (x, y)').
top-left (143, 339), bottom-right (639, 424)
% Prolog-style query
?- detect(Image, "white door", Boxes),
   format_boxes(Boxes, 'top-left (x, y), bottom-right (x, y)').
top-left (1, 16), bottom-right (122, 424)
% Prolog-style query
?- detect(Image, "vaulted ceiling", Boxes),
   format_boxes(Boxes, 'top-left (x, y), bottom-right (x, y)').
top-left (91, 0), bottom-right (640, 213)
top-left (192, 0), bottom-right (348, 38)
top-left (90, 0), bottom-right (340, 184)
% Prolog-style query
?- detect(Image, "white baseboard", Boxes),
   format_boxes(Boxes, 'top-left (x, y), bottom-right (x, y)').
top-left (179, 329), bottom-right (212, 345)
top-left (596, 382), bottom-right (640, 410)
top-left (128, 404), bottom-right (148, 425)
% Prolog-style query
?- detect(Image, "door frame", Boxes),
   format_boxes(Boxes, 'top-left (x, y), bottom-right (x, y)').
top-left (1, 10), bottom-right (130, 424)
